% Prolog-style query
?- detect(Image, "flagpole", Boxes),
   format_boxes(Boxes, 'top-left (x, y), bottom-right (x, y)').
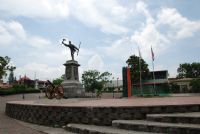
top-left (151, 46), bottom-right (156, 95)
top-left (139, 57), bottom-right (143, 96)
top-left (152, 59), bottom-right (156, 95)
top-left (138, 47), bottom-right (143, 96)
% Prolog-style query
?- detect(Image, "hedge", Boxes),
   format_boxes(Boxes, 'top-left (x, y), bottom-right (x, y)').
top-left (0, 85), bottom-right (40, 95)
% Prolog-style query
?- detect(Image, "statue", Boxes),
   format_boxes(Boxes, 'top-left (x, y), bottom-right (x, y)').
top-left (61, 39), bottom-right (80, 61)
top-left (60, 38), bottom-right (85, 98)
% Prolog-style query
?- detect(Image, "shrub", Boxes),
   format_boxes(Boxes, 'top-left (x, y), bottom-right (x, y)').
top-left (0, 85), bottom-right (40, 95)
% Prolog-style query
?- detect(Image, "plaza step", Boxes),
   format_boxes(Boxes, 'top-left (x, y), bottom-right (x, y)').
top-left (112, 120), bottom-right (200, 134)
top-left (64, 123), bottom-right (161, 134)
top-left (147, 112), bottom-right (200, 124)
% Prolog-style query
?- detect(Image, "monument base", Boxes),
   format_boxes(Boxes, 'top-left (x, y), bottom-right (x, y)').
top-left (62, 80), bottom-right (85, 98)
top-left (61, 60), bottom-right (85, 98)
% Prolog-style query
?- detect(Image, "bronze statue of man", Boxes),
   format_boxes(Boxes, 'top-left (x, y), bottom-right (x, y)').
top-left (62, 39), bottom-right (79, 61)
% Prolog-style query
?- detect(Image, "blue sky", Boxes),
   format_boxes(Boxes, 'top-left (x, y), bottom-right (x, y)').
top-left (0, 0), bottom-right (200, 81)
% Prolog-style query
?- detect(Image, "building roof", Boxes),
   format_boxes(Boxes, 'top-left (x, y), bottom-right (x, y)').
top-left (17, 76), bottom-right (47, 83)
top-left (18, 76), bottom-right (31, 81)
top-left (169, 78), bottom-right (193, 82)
top-left (150, 70), bottom-right (168, 73)
top-left (105, 80), bottom-right (123, 87)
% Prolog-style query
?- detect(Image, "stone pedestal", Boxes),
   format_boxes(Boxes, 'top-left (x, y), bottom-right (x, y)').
top-left (61, 60), bottom-right (85, 98)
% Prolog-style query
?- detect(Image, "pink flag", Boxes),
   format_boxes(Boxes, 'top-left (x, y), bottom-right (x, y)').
top-left (151, 46), bottom-right (154, 61)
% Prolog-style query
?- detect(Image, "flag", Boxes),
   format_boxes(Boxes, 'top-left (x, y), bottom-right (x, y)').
top-left (151, 46), bottom-right (154, 61)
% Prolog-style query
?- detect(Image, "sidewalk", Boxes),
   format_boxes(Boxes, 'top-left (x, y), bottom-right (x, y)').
top-left (0, 93), bottom-right (75, 134)
top-left (0, 94), bottom-right (46, 134)
top-left (170, 93), bottom-right (200, 97)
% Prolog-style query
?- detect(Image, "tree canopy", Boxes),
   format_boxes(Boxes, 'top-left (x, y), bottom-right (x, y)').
top-left (8, 66), bottom-right (16, 84)
top-left (177, 62), bottom-right (200, 78)
top-left (0, 56), bottom-right (11, 80)
top-left (52, 75), bottom-right (64, 85)
top-left (190, 78), bottom-right (200, 93)
top-left (82, 70), bottom-right (112, 93)
top-left (126, 55), bottom-right (150, 84)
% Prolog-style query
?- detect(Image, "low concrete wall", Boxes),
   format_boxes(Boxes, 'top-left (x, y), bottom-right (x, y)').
top-left (6, 103), bottom-right (200, 126)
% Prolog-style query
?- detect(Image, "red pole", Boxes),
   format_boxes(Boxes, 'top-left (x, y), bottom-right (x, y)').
top-left (127, 67), bottom-right (132, 97)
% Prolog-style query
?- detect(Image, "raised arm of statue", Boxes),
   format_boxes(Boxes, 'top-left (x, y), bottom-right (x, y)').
top-left (61, 38), bottom-right (80, 61)
top-left (62, 39), bottom-right (70, 47)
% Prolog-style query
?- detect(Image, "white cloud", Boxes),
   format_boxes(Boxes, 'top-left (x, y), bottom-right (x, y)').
top-left (167, 65), bottom-right (178, 78)
top-left (130, 1), bottom-right (200, 62)
top-left (0, 19), bottom-right (53, 49)
top-left (0, 0), bottom-right (130, 34)
top-left (87, 54), bottom-right (104, 71)
top-left (69, 0), bottom-right (129, 34)
top-left (77, 48), bottom-right (96, 64)
top-left (29, 36), bottom-right (51, 48)
top-left (129, 1), bottom-right (170, 61)
top-left (111, 6), bottom-right (128, 22)
top-left (0, 0), bottom-right (69, 19)
top-left (0, 19), bottom-right (66, 80)
top-left (0, 20), bottom-right (26, 45)
top-left (131, 23), bottom-right (170, 59)
top-left (136, 1), bottom-right (154, 24)
top-left (2, 1), bottom-right (200, 81)
top-left (7, 21), bottom-right (26, 40)
top-left (16, 62), bottom-right (64, 80)
top-left (101, 1), bottom-right (200, 65)
top-left (157, 8), bottom-right (200, 39)
top-left (103, 37), bottom-right (137, 61)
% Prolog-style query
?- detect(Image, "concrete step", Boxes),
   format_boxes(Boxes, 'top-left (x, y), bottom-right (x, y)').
top-left (112, 120), bottom-right (200, 134)
top-left (64, 123), bottom-right (161, 134)
top-left (147, 112), bottom-right (200, 124)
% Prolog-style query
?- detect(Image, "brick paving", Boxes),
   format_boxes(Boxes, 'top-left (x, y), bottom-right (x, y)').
top-left (8, 95), bottom-right (200, 107)
top-left (1, 93), bottom-right (200, 134)
top-left (0, 93), bottom-right (45, 134)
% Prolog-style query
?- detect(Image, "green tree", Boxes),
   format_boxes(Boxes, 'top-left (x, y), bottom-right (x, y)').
top-left (0, 56), bottom-right (11, 80)
top-left (126, 55), bottom-right (150, 84)
top-left (190, 79), bottom-right (200, 93)
top-left (8, 66), bottom-right (16, 84)
top-left (82, 70), bottom-right (112, 93)
top-left (177, 62), bottom-right (200, 78)
top-left (53, 75), bottom-right (64, 86)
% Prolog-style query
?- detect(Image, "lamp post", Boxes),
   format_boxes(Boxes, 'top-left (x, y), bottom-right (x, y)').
top-left (112, 77), bottom-right (114, 98)
top-left (117, 77), bottom-right (119, 92)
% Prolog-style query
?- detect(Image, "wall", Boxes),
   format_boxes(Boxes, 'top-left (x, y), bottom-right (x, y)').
top-left (6, 103), bottom-right (200, 127)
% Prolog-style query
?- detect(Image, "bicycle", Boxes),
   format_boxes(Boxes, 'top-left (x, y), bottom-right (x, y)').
top-left (45, 80), bottom-right (64, 99)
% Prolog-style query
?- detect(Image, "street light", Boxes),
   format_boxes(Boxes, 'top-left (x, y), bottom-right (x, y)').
top-left (117, 77), bottom-right (119, 92)
top-left (112, 77), bottom-right (114, 98)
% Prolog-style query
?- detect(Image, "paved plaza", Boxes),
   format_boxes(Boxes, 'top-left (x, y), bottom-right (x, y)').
top-left (0, 93), bottom-right (46, 134)
top-left (1, 93), bottom-right (200, 134)
top-left (0, 93), bottom-right (121, 134)
top-left (8, 94), bottom-right (200, 107)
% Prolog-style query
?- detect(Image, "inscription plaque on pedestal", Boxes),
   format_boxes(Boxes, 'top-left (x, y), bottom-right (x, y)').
top-left (62, 60), bottom-right (85, 98)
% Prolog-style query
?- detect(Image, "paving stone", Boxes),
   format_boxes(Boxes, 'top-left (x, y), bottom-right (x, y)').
top-left (5, 95), bottom-right (200, 127)
top-left (65, 123), bottom-right (161, 134)
top-left (189, 105), bottom-right (199, 112)
top-left (147, 112), bottom-right (200, 124)
top-left (112, 120), bottom-right (200, 134)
